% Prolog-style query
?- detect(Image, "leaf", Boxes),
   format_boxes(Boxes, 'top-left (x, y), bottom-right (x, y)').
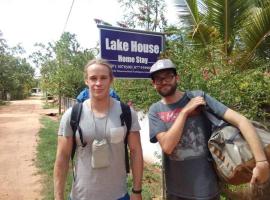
top-left (241, 6), bottom-right (270, 64)
top-left (205, 0), bottom-right (252, 55)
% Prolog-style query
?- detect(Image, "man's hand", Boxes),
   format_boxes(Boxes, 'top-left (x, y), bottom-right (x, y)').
top-left (182, 96), bottom-right (206, 115)
top-left (251, 161), bottom-right (270, 185)
top-left (130, 193), bottom-right (142, 200)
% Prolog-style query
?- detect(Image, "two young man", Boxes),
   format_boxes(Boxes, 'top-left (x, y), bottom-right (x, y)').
top-left (54, 58), bottom-right (269, 200)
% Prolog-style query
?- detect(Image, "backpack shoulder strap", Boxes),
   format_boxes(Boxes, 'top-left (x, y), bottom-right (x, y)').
top-left (120, 102), bottom-right (132, 133)
top-left (120, 101), bottom-right (132, 173)
top-left (70, 103), bottom-right (83, 133)
top-left (70, 102), bottom-right (84, 160)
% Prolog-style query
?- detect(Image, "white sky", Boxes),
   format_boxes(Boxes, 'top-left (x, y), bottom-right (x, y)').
top-left (0, 0), bottom-right (178, 55)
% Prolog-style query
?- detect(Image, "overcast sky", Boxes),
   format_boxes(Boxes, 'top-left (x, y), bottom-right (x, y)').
top-left (0, 0), bottom-right (121, 52)
top-left (0, 0), bottom-right (177, 56)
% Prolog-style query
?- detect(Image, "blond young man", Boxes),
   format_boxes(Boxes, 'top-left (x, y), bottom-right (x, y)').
top-left (54, 58), bottom-right (143, 200)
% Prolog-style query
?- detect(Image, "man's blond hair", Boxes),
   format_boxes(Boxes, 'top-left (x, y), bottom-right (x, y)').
top-left (84, 58), bottom-right (113, 79)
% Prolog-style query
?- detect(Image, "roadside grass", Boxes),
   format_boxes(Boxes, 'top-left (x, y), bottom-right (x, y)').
top-left (0, 101), bottom-right (9, 106)
top-left (42, 102), bottom-right (58, 109)
top-left (36, 117), bottom-right (57, 200)
top-left (127, 163), bottom-right (163, 199)
top-left (36, 116), bottom-right (163, 200)
top-left (36, 117), bottom-right (72, 200)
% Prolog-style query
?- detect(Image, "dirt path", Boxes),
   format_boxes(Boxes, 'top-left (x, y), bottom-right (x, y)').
top-left (0, 97), bottom-right (55, 200)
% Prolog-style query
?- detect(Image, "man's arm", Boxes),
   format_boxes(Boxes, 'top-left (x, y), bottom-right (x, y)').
top-left (54, 136), bottom-right (73, 200)
top-left (128, 131), bottom-right (143, 200)
top-left (156, 96), bottom-right (206, 154)
top-left (223, 108), bottom-right (270, 184)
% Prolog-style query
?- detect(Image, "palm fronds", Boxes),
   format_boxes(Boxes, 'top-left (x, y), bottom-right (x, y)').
top-left (205, 0), bottom-right (252, 56)
top-left (241, 6), bottom-right (270, 65)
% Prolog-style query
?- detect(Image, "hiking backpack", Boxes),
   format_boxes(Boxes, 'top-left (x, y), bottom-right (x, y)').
top-left (70, 102), bottom-right (132, 173)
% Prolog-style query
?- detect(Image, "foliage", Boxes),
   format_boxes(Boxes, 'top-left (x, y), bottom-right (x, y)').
top-left (0, 33), bottom-right (35, 100)
top-left (112, 1), bottom-right (270, 125)
top-left (163, 36), bottom-right (270, 124)
top-left (206, 60), bottom-right (270, 122)
top-left (31, 32), bottom-right (95, 98)
top-left (241, 5), bottom-right (270, 65)
top-left (113, 79), bottom-right (160, 111)
top-left (117, 0), bottom-right (167, 31)
top-left (174, 0), bottom-right (270, 65)
top-left (0, 100), bottom-right (7, 105)
top-left (43, 102), bottom-right (58, 109)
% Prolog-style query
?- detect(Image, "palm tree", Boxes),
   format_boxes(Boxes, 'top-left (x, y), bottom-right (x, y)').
top-left (173, 0), bottom-right (270, 66)
top-left (241, 3), bottom-right (270, 65)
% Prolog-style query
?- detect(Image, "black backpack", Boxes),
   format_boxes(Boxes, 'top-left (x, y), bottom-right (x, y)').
top-left (70, 102), bottom-right (132, 173)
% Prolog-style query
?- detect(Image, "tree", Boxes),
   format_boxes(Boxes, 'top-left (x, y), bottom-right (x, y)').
top-left (174, 0), bottom-right (270, 65)
top-left (0, 55), bottom-right (35, 100)
top-left (0, 30), bottom-right (8, 54)
top-left (0, 31), bottom-right (35, 100)
top-left (160, 1), bottom-right (270, 125)
top-left (117, 0), bottom-right (167, 31)
top-left (31, 32), bottom-right (95, 100)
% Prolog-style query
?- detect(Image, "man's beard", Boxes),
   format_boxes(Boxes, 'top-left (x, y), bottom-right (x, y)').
top-left (157, 83), bottom-right (177, 97)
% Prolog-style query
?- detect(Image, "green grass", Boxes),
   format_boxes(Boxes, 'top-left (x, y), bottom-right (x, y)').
top-left (0, 101), bottom-right (9, 106)
top-left (141, 164), bottom-right (163, 199)
top-left (36, 117), bottom-right (58, 200)
top-left (36, 117), bottom-right (72, 200)
top-left (42, 102), bottom-right (58, 109)
top-left (127, 163), bottom-right (162, 199)
top-left (36, 117), bottom-right (162, 199)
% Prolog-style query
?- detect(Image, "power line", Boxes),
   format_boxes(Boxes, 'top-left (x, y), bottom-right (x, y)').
top-left (62, 0), bottom-right (76, 34)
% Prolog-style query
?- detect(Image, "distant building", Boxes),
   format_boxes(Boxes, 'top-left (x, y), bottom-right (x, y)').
top-left (31, 88), bottom-right (42, 96)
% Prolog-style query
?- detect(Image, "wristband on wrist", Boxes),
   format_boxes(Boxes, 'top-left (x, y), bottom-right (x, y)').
top-left (256, 160), bottom-right (268, 163)
top-left (132, 188), bottom-right (142, 194)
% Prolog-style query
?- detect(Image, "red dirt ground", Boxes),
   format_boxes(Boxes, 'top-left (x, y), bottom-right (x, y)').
top-left (0, 97), bottom-right (57, 200)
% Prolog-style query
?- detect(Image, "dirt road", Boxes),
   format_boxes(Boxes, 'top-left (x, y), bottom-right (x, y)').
top-left (0, 97), bottom-right (50, 200)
